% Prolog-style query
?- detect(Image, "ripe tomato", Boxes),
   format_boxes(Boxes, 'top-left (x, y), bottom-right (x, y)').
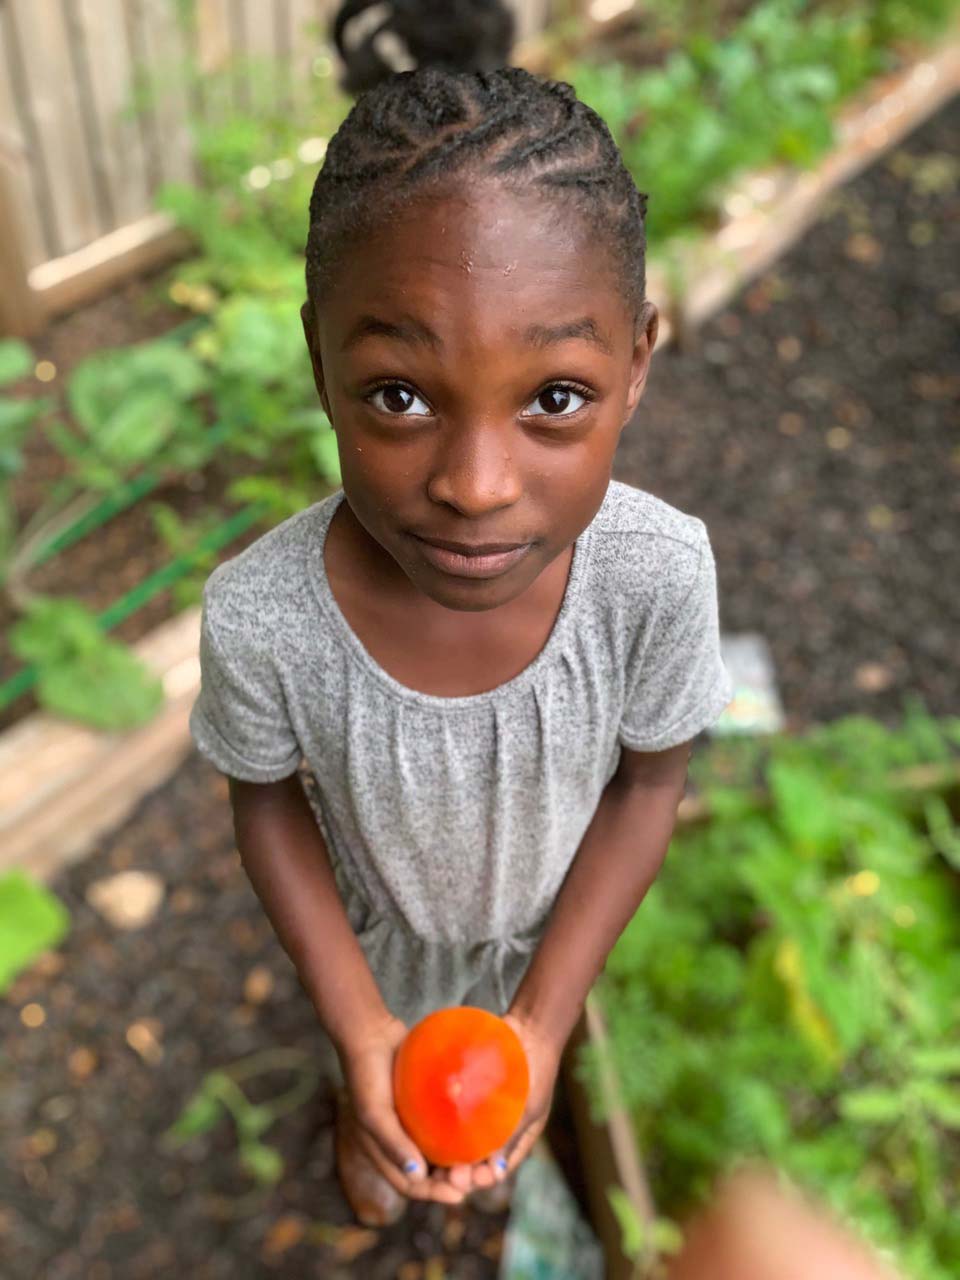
top-left (393, 1006), bottom-right (530, 1166)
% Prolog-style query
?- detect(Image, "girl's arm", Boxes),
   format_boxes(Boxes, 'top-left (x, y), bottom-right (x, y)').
top-left (227, 774), bottom-right (463, 1203)
top-left (508, 738), bottom-right (692, 1048)
top-left (229, 773), bottom-right (390, 1054)
top-left (445, 739), bottom-right (694, 1194)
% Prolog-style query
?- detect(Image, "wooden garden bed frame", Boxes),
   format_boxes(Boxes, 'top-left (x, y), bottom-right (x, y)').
top-left (2, 23), bottom-right (959, 883)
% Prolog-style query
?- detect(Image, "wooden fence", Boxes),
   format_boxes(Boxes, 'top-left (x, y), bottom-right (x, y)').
top-left (0, 0), bottom-right (549, 338)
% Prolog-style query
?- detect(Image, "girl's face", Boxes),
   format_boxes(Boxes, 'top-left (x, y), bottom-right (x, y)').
top-left (302, 180), bottom-right (658, 612)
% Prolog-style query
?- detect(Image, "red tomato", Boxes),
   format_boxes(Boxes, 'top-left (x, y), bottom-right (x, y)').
top-left (393, 1006), bottom-right (530, 1166)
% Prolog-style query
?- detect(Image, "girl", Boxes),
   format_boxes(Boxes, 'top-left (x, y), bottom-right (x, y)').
top-left (189, 65), bottom-right (733, 1227)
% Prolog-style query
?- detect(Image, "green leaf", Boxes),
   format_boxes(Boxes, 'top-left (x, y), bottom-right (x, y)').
top-left (0, 339), bottom-right (34, 387)
top-left (0, 395), bottom-right (51, 437)
top-left (9, 597), bottom-right (102, 666)
top-left (36, 644), bottom-right (164, 730)
top-left (236, 1103), bottom-right (273, 1141)
top-left (838, 1088), bottom-right (903, 1125)
top-left (226, 476), bottom-right (307, 522)
top-left (96, 390), bottom-right (179, 466)
top-left (168, 1090), bottom-right (223, 1141)
top-left (768, 759), bottom-right (843, 855)
top-left (607, 1186), bottom-right (648, 1262)
top-left (67, 342), bottom-right (206, 443)
top-left (239, 1140), bottom-right (284, 1185)
top-left (924, 795), bottom-right (960, 870)
top-left (912, 1080), bottom-right (960, 1130)
top-left (909, 1046), bottom-right (960, 1078)
top-left (0, 870), bottom-right (70, 994)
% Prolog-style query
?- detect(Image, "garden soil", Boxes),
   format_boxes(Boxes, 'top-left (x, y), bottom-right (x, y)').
top-left (1, 91), bottom-right (957, 1280)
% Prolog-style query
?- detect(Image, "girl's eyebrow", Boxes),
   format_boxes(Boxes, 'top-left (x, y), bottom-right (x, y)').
top-left (341, 312), bottom-right (612, 355)
top-left (522, 317), bottom-right (612, 354)
top-left (342, 313), bottom-right (442, 353)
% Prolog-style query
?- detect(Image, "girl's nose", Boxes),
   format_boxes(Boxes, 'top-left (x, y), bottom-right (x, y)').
top-left (426, 421), bottom-right (523, 517)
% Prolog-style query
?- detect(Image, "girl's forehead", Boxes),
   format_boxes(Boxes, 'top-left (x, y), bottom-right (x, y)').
top-left (325, 182), bottom-right (622, 322)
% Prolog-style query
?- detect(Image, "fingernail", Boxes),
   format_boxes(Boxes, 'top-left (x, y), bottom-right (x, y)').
top-left (496, 1157), bottom-right (508, 1173)
top-left (404, 1159), bottom-right (423, 1178)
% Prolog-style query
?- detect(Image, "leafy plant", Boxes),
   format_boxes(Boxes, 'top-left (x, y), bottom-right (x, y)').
top-left (566, 0), bottom-right (960, 258)
top-left (9, 597), bottom-right (164, 730)
top-left (163, 1047), bottom-right (319, 1193)
top-left (579, 703), bottom-right (960, 1279)
top-left (0, 340), bottom-right (56, 574)
top-left (149, 503), bottom-right (223, 609)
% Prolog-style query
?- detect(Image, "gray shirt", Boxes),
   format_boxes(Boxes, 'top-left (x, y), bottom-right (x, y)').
top-left (189, 480), bottom-right (733, 949)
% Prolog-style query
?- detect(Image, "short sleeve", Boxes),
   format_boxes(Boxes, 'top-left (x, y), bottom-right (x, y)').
top-left (189, 583), bottom-right (302, 783)
top-left (619, 526), bottom-right (734, 752)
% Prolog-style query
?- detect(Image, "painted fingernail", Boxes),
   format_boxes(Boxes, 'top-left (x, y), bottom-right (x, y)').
top-left (404, 1159), bottom-right (422, 1177)
top-left (496, 1157), bottom-right (508, 1172)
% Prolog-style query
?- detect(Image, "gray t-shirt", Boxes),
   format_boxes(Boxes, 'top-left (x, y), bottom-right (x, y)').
top-left (189, 480), bottom-right (733, 948)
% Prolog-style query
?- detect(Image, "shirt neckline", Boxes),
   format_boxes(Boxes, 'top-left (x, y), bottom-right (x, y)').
top-left (307, 489), bottom-right (596, 710)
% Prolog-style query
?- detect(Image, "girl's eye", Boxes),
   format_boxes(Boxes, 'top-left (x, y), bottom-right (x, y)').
top-left (368, 383), bottom-right (432, 416)
top-left (521, 383), bottom-right (590, 418)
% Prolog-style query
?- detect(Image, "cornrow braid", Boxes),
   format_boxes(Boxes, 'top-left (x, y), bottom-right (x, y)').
top-left (305, 66), bottom-right (649, 323)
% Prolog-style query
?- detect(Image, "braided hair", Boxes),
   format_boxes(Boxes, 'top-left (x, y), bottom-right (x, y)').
top-left (332, 0), bottom-right (515, 95)
top-left (305, 66), bottom-right (649, 325)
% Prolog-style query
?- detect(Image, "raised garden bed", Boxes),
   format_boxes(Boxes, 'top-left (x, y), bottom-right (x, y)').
top-left (3, 0), bottom-right (958, 735)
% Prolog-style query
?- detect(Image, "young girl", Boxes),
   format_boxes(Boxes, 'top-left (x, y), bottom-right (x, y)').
top-left (189, 65), bottom-right (733, 1227)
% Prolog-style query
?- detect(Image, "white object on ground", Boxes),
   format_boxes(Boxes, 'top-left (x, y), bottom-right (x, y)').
top-left (712, 633), bottom-right (786, 736)
top-left (85, 870), bottom-right (165, 930)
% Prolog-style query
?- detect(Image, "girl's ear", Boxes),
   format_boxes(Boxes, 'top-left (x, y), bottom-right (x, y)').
top-left (300, 301), bottom-right (333, 421)
top-left (624, 300), bottom-right (659, 419)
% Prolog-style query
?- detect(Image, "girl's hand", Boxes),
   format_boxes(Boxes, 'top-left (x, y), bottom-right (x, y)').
top-left (339, 1014), bottom-right (469, 1205)
top-left (443, 1011), bottom-right (562, 1196)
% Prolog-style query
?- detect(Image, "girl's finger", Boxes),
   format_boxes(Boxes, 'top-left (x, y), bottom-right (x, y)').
top-left (357, 1106), bottom-right (428, 1185)
top-left (354, 1126), bottom-right (467, 1205)
top-left (446, 1162), bottom-right (474, 1193)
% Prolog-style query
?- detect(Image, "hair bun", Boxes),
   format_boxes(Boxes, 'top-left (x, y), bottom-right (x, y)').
top-left (332, 0), bottom-right (515, 96)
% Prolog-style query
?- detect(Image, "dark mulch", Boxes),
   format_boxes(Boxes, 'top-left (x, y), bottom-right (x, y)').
top-left (1, 80), bottom-right (957, 1280)
top-left (0, 757), bottom-right (508, 1280)
top-left (615, 92), bottom-right (960, 726)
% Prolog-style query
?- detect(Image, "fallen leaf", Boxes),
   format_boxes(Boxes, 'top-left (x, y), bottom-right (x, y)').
top-left (442, 1209), bottom-right (466, 1250)
top-left (776, 335), bottom-right (802, 363)
top-left (844, 232), bottom-right (882, 264)
top-left (261, 1214), bottom-right (306, 1259)
top-left (126, 1019), bottom-right (163, 1064)
top-left (244, 966), bottom-right (274, 1004)
top-left (480, 1233), bottom-right (503, 1260)
top-left (334, 1226), bottom-right (380, 1261)
top-left (855, 663), bottom-right (894, 693)
top-left (68, 1047), bottom-right (98, 1080)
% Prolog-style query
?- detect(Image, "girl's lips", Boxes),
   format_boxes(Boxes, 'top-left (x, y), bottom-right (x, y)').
top-left (412, 536), bottom-right (532, 579)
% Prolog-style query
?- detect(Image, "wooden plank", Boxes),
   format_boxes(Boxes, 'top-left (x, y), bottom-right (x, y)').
top-left (561, 997), bottom-right (655, 1280)
top-left (0, 609), bottom-right (201, 880)
top-left (28, 213), bottom-right (193, 319)
top-left (675, 26), bottom-right (960, 333)
top-left (0, 156), bottom-right (45, 337)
